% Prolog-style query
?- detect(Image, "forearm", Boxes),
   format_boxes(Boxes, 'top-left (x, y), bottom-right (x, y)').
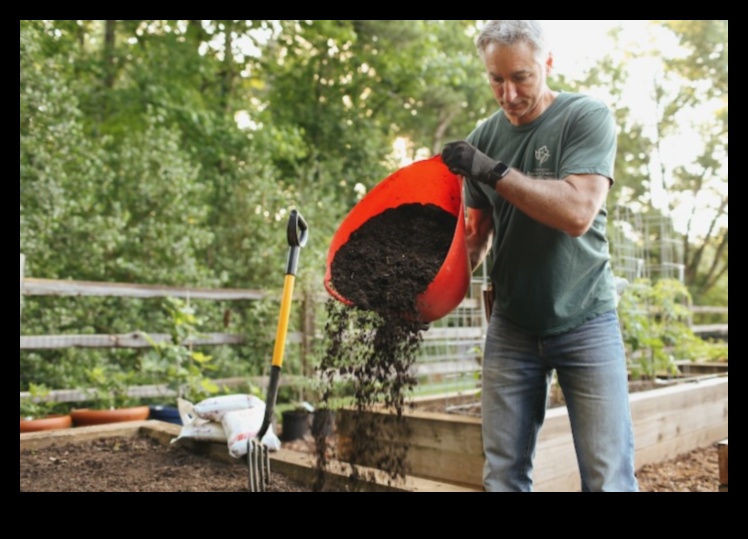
top-left (495, 170), bottom-right (609, 237)
top-left (465, 207), bottom-right (493, 273)
top-left (443, 141), bottom-right (612, 238)
top-left (466, 232), bottom-right (490, 272)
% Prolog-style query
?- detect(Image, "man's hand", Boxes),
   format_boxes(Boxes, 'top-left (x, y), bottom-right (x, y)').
top-left (441, 141), bottom-right (509, 189)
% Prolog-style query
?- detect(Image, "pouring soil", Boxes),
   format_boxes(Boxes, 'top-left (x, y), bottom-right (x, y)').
top-left (316, 202), bottom-right (457, 491)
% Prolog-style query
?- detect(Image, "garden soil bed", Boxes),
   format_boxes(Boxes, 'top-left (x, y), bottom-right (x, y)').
top-left (20, 434), bottom-right (312, 492)
top-left (19, 421), bottom-right (474, 492)
top-left (20, 422), bottom-right (722, 492)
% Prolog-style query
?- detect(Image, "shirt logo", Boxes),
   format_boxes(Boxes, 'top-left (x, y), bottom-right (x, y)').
top-left (535, 145), bottom-right (551, 166)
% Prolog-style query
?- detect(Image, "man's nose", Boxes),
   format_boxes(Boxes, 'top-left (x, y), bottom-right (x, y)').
top-left (503, 82), bottom-right (517, 103)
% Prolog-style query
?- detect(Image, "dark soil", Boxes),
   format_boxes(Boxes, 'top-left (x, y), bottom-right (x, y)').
top-left (316, 203), bottom-right (457, 490)
top-left (19, 432), bottom-right (723, 492)
top-left (19, 435), bottom-right (312, 492)
top-left (329, 203), bottom-right (456, 314)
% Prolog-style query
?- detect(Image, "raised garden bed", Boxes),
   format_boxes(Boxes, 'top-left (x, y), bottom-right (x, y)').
top-left (19, 420), bottom-right (479, 492)
top-left (336, 375), bottom-right (729, 491)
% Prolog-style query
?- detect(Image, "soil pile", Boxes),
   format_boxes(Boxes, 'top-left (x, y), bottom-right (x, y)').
top-left (329, 203), bottom-right (456, 313)
top-left (315, 203), bottom-right (456, 491)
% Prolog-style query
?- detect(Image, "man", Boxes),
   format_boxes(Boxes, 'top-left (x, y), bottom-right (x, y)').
top-left (441, 20), bottom-right (638, 492)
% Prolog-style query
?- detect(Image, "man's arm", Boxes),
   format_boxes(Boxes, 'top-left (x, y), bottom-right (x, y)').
top-left (443, 141), bottom-right (610, 237)
top-left (495, 171), bottom-right (610, 237)
top-left (465, 206), bottom-right (494, 272)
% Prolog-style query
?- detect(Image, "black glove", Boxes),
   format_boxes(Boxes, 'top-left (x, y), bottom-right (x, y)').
top-left (441, 141), bottom-right (510, 189)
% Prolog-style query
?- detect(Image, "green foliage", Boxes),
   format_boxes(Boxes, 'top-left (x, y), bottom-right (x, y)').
top-left (141, 297), bottom-right (220, 403)
top-left (20, 20), bottom-right (727, 396)
top-left (20, 383), bottom-right (67, 419)
top-left (573, 21), bottom-right (728, 301)
top-left (80, 366), bottom-right (141, 410)
top-left (618, 278), bottom-right (727, 380)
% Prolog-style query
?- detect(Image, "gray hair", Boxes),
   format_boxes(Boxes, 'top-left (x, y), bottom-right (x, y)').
top-left (475, 20), bottom-right (549, 63)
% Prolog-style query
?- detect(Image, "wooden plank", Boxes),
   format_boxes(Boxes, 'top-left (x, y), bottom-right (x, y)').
top-left (20, 332), bottom-right (242, 350)
top-left (692, 324), bottom-right (728, 336)
top-left (410, 389), bottom-right (481, 404)
top-left (634, 426), bottom-right (728, 470)
top-left (335, 376), bottom-right (729, 492)
top-left (22, 277), bottom-right (265, 300)
top-left (403, 445), bottom-right (484, 488)
top-left (140, 424), bottom-right (480, 492)
top-left (422, 326), bottom-right (483, 340)
top-left (676, 361), bottom-right (729, 375)
top-left (414, 359), bottom-right (481, 377)
top-left (138, 420), bottom-right (181, 446)
top-left (300, 290), bottom-right (315, 377)
top-left (632, 399), bottom-right (728, 455)
top-left (20, 375), bottom-right (308, 404)
top-left (20, 254), bottom-right (25, 329)
top-left (531, 410), bottom-right (583, 492)
top-left (268, 447), bottom-right (480, 492)
top-left (535, 468), bottom-right (582, 492)
top-left (337, 408), bottom-right (482, 454)
top-left (718, 439), bottom-right (728, 487)
top-left (20, 330), bottom-right (304, 350)
top-left (336, 408), bottom-right (484, 488)
top-left (20, 420), bottom-right (147, 450)
top-left (628, 376), bottom-right (728, 418)
top-left (690, 306), bottom-right (728, 315)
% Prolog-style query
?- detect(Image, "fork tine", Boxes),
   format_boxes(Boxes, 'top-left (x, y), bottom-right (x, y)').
top-left (248, 439), bottom-right (260, 492)
top-left (248, 439), bottom-right (255, 491)
top-left (248, 439), bottom-right (268, 492)
top-left (261, 443), bottom-right (270, 486)
top-left (256, 441), bottom-right (267, 491)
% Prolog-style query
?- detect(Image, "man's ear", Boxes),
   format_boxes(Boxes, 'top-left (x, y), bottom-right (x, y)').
top-left (545, 52), bottom-right (554, 75)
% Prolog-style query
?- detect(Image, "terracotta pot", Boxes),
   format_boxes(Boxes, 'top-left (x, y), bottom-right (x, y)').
top-left (20, 414), bottom-right (73, 433)
top-left (71, 406), bottom-right (150, 427)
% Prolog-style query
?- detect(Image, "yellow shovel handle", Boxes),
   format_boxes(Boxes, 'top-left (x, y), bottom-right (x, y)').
top-left (271, 274), bottom-right (296, 368)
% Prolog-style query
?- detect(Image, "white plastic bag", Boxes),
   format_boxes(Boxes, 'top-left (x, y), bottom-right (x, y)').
top-left (171, 395), bottom-right (281, 457)
top-left (193, 394), bottom-right (265, 422)
top-left (171, 420), bottom-right (227, 444)
top-left (170, 398), bottom-right (226, 444)
top-left (222, 407), bottom-right (281, 458)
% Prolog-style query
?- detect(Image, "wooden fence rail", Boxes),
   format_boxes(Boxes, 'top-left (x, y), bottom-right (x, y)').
top-left (20, 254), bottom-right (726, 404)
top-left (23, 277), bottom-right (264, 300)
top-left (20, 254), bottom-right (488, 402)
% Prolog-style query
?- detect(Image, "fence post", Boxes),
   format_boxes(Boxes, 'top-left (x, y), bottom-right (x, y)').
top-left (20, 254), bottom-right (25, 331)
top-left (300, 288), bottom-right (315, 378)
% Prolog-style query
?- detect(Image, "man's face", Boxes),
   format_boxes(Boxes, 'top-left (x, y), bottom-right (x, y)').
top-left (482, 40), bottom-right (553, 126)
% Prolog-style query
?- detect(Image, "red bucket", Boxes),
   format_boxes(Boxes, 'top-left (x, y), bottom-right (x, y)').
top-left (324, 155), bottom-right (470, 323)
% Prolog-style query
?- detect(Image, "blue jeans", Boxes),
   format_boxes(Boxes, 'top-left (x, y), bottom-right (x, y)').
top-left (481, 309), bottom-right (638, 492)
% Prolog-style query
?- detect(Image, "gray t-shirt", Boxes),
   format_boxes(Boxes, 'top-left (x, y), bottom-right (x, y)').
top-left (465, 91), bottom-right (617, 335)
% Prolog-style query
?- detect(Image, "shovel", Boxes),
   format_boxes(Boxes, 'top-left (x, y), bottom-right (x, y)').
top-left (248, 209), bottom-right (309, 492)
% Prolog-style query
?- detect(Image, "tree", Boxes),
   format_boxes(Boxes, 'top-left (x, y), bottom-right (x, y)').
top-left (21, 20), bottom-right (502, 389)
top-left (572, 21), bottom-right (728, 303)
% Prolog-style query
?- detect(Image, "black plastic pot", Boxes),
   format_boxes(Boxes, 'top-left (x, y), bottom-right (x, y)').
top-left (281, 410), bottom-right (310, 441)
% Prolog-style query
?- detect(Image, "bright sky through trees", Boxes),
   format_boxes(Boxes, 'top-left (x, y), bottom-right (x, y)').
top-left (533, 21), bottom-right (726, 237)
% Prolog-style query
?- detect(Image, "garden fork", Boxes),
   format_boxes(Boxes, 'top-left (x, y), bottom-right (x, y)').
top-left (248, 209), bottom-right (308, 492)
